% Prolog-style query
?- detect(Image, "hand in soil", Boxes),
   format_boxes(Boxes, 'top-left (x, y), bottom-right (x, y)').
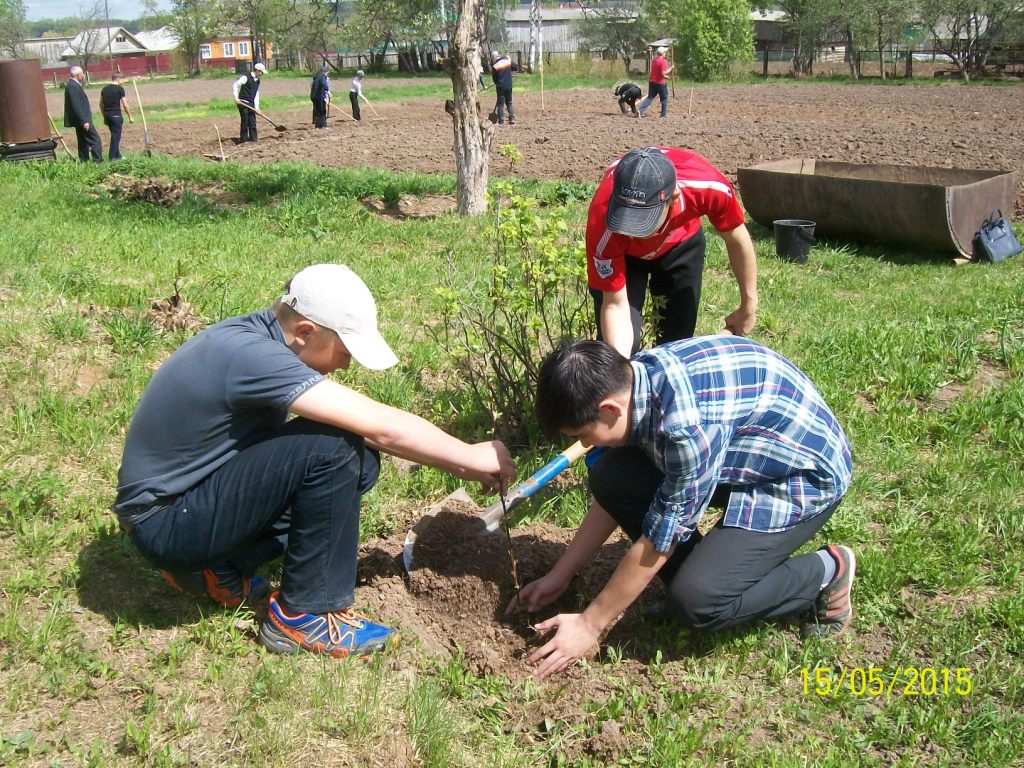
top-left (527, 612), bottom-right (600, 679)
top-left (506, 571), bottom-right (569, 616)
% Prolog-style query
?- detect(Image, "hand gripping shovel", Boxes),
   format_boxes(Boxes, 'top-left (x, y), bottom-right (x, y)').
top-left (401, 441), bottom-right (591, 573)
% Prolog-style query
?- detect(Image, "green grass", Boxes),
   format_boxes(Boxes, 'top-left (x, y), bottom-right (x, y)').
top-left (0, 157), bottom-right (1022, 766)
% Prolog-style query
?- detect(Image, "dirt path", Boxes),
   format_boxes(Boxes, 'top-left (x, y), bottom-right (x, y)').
top-left (67, 81), bottom-right (1024, 216)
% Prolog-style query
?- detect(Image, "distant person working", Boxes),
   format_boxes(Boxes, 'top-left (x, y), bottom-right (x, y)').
top-left (638, 47), bottom-right (674, 118)
top-left (349, 70), bottom-right (368, 121)
top-left (232, 62), bottom-right (266, 143)
top-left (100, 73), bottom-right (133, 161)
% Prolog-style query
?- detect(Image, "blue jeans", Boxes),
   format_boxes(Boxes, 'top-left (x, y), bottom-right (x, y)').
top-left (127, 418), bottom-right (378, 614)
top-left (103, 113), bottom-right (123, 160)
top-left (639, 82), bottom-right (669, 117)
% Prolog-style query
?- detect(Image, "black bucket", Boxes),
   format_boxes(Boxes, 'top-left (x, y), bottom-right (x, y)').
top-left (772, 219), bottom-right (816, 264)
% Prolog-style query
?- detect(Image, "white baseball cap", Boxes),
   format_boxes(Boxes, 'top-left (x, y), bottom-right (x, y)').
top-left (281, 264), bottom-right (398, 370)
top-left (656, 46), bottom-right (667, 54)
top-left (253, 62), bottom-right (266, 72)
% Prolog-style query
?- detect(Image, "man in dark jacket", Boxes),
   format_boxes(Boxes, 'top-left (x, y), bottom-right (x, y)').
top-left (490, 50), bottom-right (515, 125)
top-left (63, 66), bottom-right (103, 162)
top-left (310, 64), bottom-right (330, 129)
top-left (232, 62), bottom-right (266, 143)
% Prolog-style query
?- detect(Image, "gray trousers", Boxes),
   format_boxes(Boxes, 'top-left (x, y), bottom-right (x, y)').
top-left (589, 446), bottom-right (837, 631)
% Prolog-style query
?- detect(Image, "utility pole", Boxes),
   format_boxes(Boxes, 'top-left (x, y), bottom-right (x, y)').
top-left (104, 0), bottom-right (114, 76)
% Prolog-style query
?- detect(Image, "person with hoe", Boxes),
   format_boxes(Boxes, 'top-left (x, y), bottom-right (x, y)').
top-left (63, 65), bottom-right (103, 162)
top-left (99, 72), bottom-right (133, 161)
top-left (638, 46), bottom-right (674, 118)
top-left (586, 146), bottom-right (758, 358)
top-left (613, 82), bottom-right (643, 117)
top-left (349, 69), bottom-right (369, 120)
top-left (113, 264), bottom-right (516, 657)
top-left (310, 64), bottom-right (331, 129)
top-left (490, 50), bottom-right (515, 125)
top-left (512, 336), bottom-right (855, 679)
top-left (232, 62), bottom-right (266, 143)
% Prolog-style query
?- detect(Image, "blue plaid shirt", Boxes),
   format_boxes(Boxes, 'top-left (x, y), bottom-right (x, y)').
top-left (629, 336), bottom-right (853, 552)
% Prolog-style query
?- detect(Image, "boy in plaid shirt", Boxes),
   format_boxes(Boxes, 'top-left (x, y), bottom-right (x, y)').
top-left (512, 336), bottom-right (854, 679)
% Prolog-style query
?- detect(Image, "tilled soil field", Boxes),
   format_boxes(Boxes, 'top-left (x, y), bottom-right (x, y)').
top-left (64, 80), bottom-right (1024, 216)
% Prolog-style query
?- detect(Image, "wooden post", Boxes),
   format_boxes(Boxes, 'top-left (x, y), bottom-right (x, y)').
top-left (687, 87), bottom-right (693, 118)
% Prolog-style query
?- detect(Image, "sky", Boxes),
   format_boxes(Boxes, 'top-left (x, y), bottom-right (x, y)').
top-left (24, 0), bottom-right (172, 22)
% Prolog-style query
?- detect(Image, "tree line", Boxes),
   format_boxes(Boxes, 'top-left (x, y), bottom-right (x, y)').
top-left (3, 1), bottom-right (1022, 81)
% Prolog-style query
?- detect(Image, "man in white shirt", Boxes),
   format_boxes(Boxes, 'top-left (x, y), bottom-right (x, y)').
top-left (232, 62), bottom-right (266, 143)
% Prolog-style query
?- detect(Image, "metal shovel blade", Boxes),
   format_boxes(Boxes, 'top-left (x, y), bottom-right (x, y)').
top-left (402, 487), bottom-right (475, 574)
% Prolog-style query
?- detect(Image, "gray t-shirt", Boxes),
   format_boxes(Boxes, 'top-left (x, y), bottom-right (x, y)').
top-left (114, 307), bottom-right (323, 519)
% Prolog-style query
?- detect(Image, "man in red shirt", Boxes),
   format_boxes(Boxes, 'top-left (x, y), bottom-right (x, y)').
top-left (638, 46), bottom-right (674, 118)
top-left (586, 146), bottom-right (758, 356)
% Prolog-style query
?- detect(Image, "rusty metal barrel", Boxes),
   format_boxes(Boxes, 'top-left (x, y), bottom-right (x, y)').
top-left (0, 59), bottom-right (52, 144)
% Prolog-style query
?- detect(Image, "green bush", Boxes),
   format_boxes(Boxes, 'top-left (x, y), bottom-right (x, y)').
top-left (430, 184), bottom-right (591, 444)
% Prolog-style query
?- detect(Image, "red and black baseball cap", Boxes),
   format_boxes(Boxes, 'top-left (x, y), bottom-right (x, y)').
top-left (605, 147), bottom-right (677, 238)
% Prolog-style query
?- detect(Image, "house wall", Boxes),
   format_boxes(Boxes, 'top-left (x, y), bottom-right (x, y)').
top-left (40, 54), bottom-right (172, 84)
top-left (199, 39), bottom-right (274, 70)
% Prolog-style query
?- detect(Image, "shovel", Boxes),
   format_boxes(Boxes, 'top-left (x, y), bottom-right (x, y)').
top-left (131, 79), bottom-right (152, 156)
top-left (47, 115), bottom-right (74, 159)
top-left (401, 441), bottom-right (591, 573)
top-left (239, 101), bottom-right (287, 131)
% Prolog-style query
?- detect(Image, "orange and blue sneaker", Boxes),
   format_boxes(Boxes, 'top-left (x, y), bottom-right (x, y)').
top-left (258, 591), bottom-right (399, 658)
top-left (160, 564), bottom-right (268, 608)
top-left (801, 545), bottom-right (856, 639)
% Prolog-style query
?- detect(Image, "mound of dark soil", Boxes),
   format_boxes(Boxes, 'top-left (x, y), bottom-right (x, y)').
top-left (355, 496), bottom-right (663, 678)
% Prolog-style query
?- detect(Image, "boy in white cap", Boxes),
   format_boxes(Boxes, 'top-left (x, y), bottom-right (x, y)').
top-left (349, 69), bottom-right (368, 120)
top-left (113, 264), bottom-right (516, 657)
top-left (490, 50), bottom-right (515, 124)
top-left (232, 61), bottom-right (266, 142)
top-left (638, 46), bottom-right (673, 118)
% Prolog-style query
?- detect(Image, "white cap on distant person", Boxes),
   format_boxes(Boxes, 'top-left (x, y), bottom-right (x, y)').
top-left (656, 46), bottom-right (667, 54)
top-left (281, 264), bottom-right (398, 370)
top-left (253, 62), bottom-right (266, 72)
top-left (356, 69), bottom-right (365, 77)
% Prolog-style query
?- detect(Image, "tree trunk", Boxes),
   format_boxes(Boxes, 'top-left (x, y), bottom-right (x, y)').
top-left (845, 27), bottom-right (859, 80)
top-left (528, 0), bottom-right (540, 73)
top-left (446, 0), bottom-right (493, 216)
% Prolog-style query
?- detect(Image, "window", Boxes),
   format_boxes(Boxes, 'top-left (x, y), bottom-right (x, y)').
top-left (222, 42), bottom-right (234, 57)
top-left (115, 35), bottom-right (126, 43)
top-left (199, 44), bottom-right (212, 60)
top-left (238, 41), bottom-right (249, 57)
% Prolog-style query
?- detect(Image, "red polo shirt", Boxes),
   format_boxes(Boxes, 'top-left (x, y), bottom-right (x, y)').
top-left (586, 147), bottom-right (745, 293)
top-left (650, 55), bottom-right (669, 85)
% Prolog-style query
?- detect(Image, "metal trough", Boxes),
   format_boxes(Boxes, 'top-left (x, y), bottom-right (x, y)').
top-left (737, 159), bottom-right (1019, 258)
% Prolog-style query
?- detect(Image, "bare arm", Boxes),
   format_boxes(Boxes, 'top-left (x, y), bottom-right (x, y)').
top-left (528, 535), bottom-right (672, 678)
top-left (121, 96), bottom-right (133, 122)
top-left (508, 501), bottom-right (619, 615)
top-left (599, 286), bottom-right (635, 357)
top-left (290, 379), bottom-right (515, 488)
top-left (719, 223), bottom-right (758, 336)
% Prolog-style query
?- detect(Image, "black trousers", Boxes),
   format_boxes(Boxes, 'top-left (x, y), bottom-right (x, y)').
top-left (618, 95), bottom-right (639, 115)
top-left (103, 113), bottom-right (123, 159)
top-left (74, 124), bottom-right (103, 162)
top-left (494, 87), bottom-right (514, 123)
top-left (349, 92), bottom-right (361, 120)
top-left (589, 446), bottom-right (836, 632)
top-left (237, 103), bottom-right (258, 142)
top-left (312, 99), bottom-right (327, 128)
top-left (591, 228), bottom-right (706, 355)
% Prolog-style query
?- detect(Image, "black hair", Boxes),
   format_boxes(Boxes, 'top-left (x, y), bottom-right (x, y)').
top-left (535, 340), bottom-right (631, 439)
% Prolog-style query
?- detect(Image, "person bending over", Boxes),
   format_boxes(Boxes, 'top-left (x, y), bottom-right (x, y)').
top-left (510, 337), bottom-right (854, 679)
